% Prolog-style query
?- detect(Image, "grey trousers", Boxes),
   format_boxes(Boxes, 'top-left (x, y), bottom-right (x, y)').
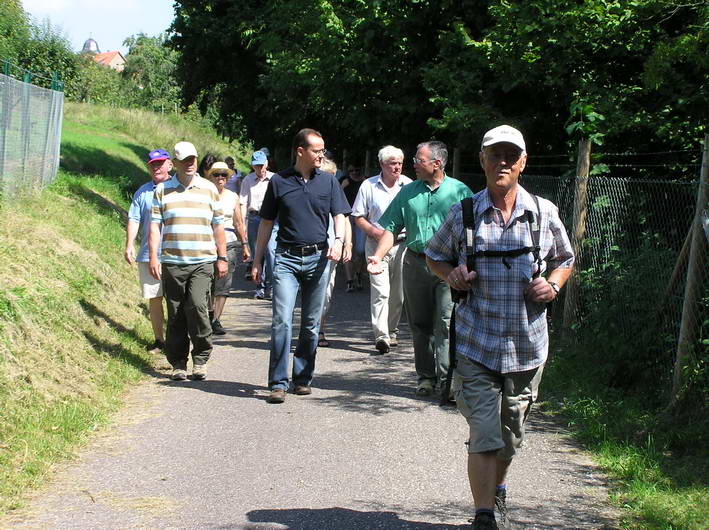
top-left (402, 251), bottom-right (453, 387)
top-left (162, 262), bottom-right (214, 369)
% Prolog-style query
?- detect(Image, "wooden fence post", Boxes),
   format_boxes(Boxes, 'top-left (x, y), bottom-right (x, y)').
top-left (452, 147), bottom-right (461, 179)
top-left (669, 133), bottom-right (709, 407)
top-left (562, 138), bottom-right (592, 330)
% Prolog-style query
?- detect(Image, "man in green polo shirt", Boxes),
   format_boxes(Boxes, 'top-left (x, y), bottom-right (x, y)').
top-left (368, 140), bottom-right (472, 397)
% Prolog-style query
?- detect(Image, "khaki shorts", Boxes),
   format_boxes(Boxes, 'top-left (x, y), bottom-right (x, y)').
top-left (452, 354), bottom-right (543, 459)
top-left (138, 262), bottom-right (163, 299)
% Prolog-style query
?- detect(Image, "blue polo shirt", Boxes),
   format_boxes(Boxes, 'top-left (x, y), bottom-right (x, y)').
top-left (259, 166), bottom-right (351, 246)
top-left (128, 180), bottom-right (163, 262)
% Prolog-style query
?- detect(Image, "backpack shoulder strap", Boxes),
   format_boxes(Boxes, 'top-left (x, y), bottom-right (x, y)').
top-left (460, 197), bottom-right (475, 270)
top-left (527, 194), bottom-right (542, 278)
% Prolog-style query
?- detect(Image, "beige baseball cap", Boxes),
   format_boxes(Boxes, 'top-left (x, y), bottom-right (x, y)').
top-left (173, 141), bottom-right (198, 160)
top-left (481, 125), bottom-right (526, 152)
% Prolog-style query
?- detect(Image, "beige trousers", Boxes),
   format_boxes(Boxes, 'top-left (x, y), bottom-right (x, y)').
top-left (365, 236), bottom-right (406, 344)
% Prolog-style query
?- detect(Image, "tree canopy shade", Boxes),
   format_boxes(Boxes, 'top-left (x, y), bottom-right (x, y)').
top-left (170, 0), bottom-right (708, 170)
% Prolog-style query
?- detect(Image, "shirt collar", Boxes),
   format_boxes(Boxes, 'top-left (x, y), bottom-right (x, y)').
top-left (476, 184), bottom-right (535, 217)
top-left (281, 166), bottom-right (319, 180)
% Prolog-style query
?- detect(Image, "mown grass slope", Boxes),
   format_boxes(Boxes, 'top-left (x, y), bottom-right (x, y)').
top-left (0, 102), bottom-right (245, 514)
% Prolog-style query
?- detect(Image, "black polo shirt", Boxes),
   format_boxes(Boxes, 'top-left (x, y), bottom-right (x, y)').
top-left (259, 166), bottom-right (351, 246)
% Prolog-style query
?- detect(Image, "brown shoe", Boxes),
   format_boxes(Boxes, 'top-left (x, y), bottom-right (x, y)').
top-left (294, 385), bottom-right (312, 395)
top-left (267, 388), bottom-right (286, 403)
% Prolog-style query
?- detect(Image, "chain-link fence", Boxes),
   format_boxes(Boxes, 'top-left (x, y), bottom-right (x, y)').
top-left (0, 73), bottom-right (64, 199)
top-left (458, 168), bottom-right (708, 405)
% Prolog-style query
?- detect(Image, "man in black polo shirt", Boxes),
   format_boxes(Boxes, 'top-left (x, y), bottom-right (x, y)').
top-left (252, 128), bottom-right (350, 404)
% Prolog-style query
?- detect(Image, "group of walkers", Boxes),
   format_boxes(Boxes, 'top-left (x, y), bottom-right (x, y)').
top-left (125, 125), bottom-right (574, 530)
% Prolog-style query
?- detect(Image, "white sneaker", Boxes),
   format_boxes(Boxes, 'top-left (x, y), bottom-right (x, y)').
top-left (192, 363), bottom-right (207, 380)
top-left (171, 368), bottom-right (187, 381)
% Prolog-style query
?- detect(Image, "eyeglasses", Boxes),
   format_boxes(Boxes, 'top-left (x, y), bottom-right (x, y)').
top-left (212, 173), bottom-right (229, 179)
top-left (413, 157), bottom-right (437, 165)
top-left (483, 150), bottom-right (524, 163)
top-left (310, 148), bottom-right (327, 156)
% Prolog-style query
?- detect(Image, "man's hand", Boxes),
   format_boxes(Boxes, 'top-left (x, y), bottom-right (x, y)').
top-left (447, 264), bottom-right (477, 291)
top-left (251, 261), bottom-right (262, 284)
top-left (241, 244), bottom-right (251, 262)
top-left (326, 240), bottom-right (343, 262)
top-left (524, 277), bottom-right (556, 303)
top-left (124, 246), bottom-right (135, 265)
top-left (367, 255), bottom-right (384, 275)
top-left (149, 259), bottom-right (161, 280)
top-left (216, 259), bottom-right (228, 279)
top-left (342, 243), bottom-right (352, 263)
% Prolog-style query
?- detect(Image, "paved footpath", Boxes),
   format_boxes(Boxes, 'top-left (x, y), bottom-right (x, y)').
top-left (4, 270), bottom-right (619, 529)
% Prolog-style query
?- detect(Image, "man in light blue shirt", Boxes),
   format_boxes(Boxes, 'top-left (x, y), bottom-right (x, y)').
top-left (125, 148), bottom-right (172, 354)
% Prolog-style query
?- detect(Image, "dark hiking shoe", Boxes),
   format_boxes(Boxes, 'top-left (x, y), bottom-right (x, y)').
top-left (375, 339), bottom-right (390, 354)
top-left (211, 319), bottom-right (226, 335)
top-left (146, 340), bottom-right (164, 354)
top-left (470, 512), bottom-right (498, 530)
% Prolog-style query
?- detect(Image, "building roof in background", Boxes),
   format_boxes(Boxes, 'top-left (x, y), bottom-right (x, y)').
top-left (81, 38), bottom-right (100, 54)
top-left (93, 51), bottom-right (126, 71)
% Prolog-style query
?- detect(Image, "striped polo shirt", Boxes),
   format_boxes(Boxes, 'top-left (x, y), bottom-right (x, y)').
top-left (151, 174), bottom-right (224, 265)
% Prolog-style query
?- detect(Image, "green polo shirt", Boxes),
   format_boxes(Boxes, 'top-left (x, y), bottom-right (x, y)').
top-left (378, 175), bottom-right (473, 253)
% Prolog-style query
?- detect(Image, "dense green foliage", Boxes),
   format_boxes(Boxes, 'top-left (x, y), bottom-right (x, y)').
top-left (0, 1), bottom-right (181, 113)
top-left (171, 0), bottom-right (707, 170)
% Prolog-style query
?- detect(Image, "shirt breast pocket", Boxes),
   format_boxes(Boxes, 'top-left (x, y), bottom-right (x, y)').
top-left (310, 193), bottom-right (331, 214)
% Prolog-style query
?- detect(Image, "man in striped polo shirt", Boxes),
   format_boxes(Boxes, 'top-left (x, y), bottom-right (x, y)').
top-left (148, 141), bottom-right (228, 381)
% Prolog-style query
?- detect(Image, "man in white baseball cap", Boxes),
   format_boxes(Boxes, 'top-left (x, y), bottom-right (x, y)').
top-left (426, 125), bottom-right (575, 529)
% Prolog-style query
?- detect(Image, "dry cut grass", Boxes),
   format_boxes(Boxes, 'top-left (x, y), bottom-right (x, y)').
top-left (0, 183), bottom-right (155, 514)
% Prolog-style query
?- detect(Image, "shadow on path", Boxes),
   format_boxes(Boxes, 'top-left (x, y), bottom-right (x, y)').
top-left (240, 506), bottom-right (469, 529)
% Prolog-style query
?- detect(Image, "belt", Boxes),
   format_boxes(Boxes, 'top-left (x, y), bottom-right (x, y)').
top-left (279, 242), bottom-right (327, 256)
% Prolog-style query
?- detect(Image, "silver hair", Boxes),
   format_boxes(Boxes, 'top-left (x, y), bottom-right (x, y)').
top-left (378, 145), bottom-right (404, 164)
top-left (416, 141), bottom-right (447, 168)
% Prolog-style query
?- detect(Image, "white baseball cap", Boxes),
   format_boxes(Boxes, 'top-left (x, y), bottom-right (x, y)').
top-left (173, 141), bottom-right (198, 160)
top-left (481, 125), bottom-right (526, 152)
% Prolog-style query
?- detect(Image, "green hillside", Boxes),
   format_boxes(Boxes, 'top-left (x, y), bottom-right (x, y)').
top-left (0, 102), bottom-right (247, 514)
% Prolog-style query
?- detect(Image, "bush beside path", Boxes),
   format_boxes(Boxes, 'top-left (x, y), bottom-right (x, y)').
top-left (3, 272), bottom-right (619, 529)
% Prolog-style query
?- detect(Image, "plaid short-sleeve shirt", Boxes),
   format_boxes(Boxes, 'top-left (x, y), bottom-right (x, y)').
top-left (425, 185), bottom-right (574, 373)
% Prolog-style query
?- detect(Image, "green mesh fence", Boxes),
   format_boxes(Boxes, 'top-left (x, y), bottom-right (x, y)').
top-left (0, 72), bottom-right (64, 199)
top-left (458, 170), bottom-right (706, 401)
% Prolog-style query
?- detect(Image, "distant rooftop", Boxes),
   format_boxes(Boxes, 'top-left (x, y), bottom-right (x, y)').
top-left (93, 51), bottom-right (126, 72)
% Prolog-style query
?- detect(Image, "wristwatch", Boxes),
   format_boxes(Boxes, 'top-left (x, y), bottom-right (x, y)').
top-left (548, 281), bottom-right (560, 295)
top-left (217, 256), bottom-right (228, 262)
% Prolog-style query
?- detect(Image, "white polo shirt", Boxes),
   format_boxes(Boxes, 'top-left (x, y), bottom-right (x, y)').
top-left (239, 170), bottom-right (275, 214)
top-left (351, 173), bottom-right (412, 229)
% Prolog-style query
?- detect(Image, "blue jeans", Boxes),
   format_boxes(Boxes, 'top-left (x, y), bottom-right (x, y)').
top-left (247, 214), bottom-right (277, 291)
top-left (269, 248), bottom-right (331, 390)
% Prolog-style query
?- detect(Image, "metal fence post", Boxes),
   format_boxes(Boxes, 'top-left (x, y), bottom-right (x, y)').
top-left (670, 134), bottom-right (709, 407)
top-left (562, 138), bottom-right (592, 329)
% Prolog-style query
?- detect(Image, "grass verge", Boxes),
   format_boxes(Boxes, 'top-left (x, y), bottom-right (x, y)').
top-left (0, 102), bottom-right (245, 515)
top-left (542, 342), bottom-right (709, 529)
